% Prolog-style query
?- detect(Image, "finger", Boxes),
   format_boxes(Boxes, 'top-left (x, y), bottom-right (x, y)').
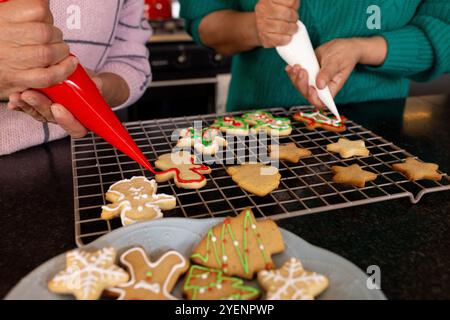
top-left (21, 90), bottom-right (55, 122)
top-left (0, 23), bottom-right (63, 45)
top-left (260, 33), bottom-right (292, 47)
top-left (266, 4), bottom-right (298, 22)
top-left (297, 68), bottom-right (310, 98)
top-left (316, 62), bottom-right (341, 90)
top-left (6, 102), bottom-right (19, 111)
top-left (328, 73), bottom-right (346, 97)
top-left (12, 55), bottom-right (78, 89)
top-left (308, 86), bottom-right (325, 109)
top-left (12, 101), bottom-right (47, 122)
top-left (51, 104), bottom-right (88, 138)
top-left (261, 18), bottom-right (298, 35)
top-left (273, 0), bottom-right (299, 9)
top-left (8, 42), bottom-right (70, 69)
top-left (0, 0), bottom-right (51, 23)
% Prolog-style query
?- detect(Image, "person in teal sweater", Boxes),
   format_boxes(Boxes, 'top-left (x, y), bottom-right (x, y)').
top-left (181, 0), bottom-right (450, 112)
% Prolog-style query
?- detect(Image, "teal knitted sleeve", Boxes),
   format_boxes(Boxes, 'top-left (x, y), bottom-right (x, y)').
top-left (370, 0), bottom-right (450, 81)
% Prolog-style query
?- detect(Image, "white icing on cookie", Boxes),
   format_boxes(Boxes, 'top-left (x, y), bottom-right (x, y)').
top-left (133, 280), bottom-right (161, 293)
top-left (101, 177), bottom-right (176, 226)
top-left (49, 247), bottom-right (128, 300)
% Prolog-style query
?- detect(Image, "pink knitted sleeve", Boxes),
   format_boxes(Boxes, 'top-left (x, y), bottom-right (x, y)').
top-left (98, 0), bottom-right (153, 110)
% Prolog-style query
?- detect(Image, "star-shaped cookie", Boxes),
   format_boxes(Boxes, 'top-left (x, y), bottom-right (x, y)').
top-left (101, 176), bottom-right (176, 226)
top-left (226, 163), bottom-right (281, 197)
top-left (331, 164), bottom-right (378, 188)
top-left (108, 247), bottom-right (189, 300)
top-left (257, 258), bottom-right (329, 300)
top-left (327, 138), bottom-right (370, 159)
top-left (269, 143), bottom-right (311, 163)
top-left (155, 151), bottom-right (212, 189)
top-left (392, 157), bottom-right (443, 181)
top-left (48, 247), bottom-right (129, 300)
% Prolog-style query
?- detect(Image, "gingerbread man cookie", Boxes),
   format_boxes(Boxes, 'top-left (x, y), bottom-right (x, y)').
top-left (243, 111), bottom-right (292, 136)
top-left (257, 258), bottom-right (329, 300)
top-left (392, 157), bottom-right (443, 181)
top-left (226, 163), bottom-right (281, 197)
top-left (177, 127), bottom-right (227, 156)
top-left (331, 164), bottom-right (378, 188)
top-left (294, 110), bottom-right (346, 132)
top-left (269, 143), bottom-right (312, 163)
top-left (108, 247), bottom-right (189, 300)
top-left (154, 151), bottom-right (212, 189)
top-left (183, 265), bottom-right (260, 300)
top-left (48, 247), bottom-right (129, 300)
top-left (327, 138), bottom-right (370, 159)
top-left (191, 209), bottom-right (285, 280)
top-left (101, 176), bottom-right (176, 226)
top-left (211, 116), bottom-right (250, 135)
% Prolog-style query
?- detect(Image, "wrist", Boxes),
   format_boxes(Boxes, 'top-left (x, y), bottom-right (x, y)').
top-left (245, 12), bottom-right (262, 48)
top-left (356, 36), bottom-right (388, 66)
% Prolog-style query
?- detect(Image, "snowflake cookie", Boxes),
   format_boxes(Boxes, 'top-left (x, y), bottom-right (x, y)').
top-left (257, 257), bottom-right (329, 300)
top-left (48, 247), bottom-right (129, 300)
top-left (101, 176), bottom-right (176, 226)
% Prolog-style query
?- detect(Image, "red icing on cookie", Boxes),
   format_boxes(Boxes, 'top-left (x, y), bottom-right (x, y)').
top-left (155, 154), bottom-right (210, 184)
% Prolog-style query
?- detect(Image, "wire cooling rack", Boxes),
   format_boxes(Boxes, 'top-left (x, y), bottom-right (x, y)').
top-left (71, 106), bottom-right (450, 246)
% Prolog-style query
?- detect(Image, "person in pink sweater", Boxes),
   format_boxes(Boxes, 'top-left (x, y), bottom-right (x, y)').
top-left (0, 0), bottom-right (152, 155)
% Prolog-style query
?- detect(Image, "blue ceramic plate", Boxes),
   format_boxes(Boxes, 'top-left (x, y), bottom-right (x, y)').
top-left (5, 218), bottom-right (386, 300)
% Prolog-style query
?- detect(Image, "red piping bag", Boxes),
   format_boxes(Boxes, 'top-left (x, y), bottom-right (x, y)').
top-left (0, 0), bottom-right (156, 173)
top-left (37, 60), bottom-right (156, 174)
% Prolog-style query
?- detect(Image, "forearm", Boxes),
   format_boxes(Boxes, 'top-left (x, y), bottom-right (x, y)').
top-left (98, 73), bottom-right (130, 108)
top-left (355, 36), bottom-right (388, 66)
top-left (199, 10), bottom-right (260, 56)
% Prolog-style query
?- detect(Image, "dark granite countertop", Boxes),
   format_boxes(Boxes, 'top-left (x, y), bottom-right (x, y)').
top-left (1, 95), bottom-right (449, 299)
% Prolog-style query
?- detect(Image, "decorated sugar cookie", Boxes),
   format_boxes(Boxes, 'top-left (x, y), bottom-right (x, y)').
top-left (211, 116), bottom-right (250, 135)
top-left (183, 265), bottom-right (260, 300)
top-left (243, 111), bottom-right (292, 136)
top-left (48, 247), bottom-right (129, 300)
top-left (176, 127), bottom-right (227, 155)
top-left (108, 247), bottom-right (189, 300)
top-left (101, 176), bottom-right (176, 226)
top-left (392, 157), bottom-right (443, 181)
top-left (154, 151), bottom-right (212, 189)
top-left (257, 258), bottom-right (329, 300)
top-left (294, 110), bottom-right (346, 132)
top-left (191, 209), bottom-right (285, 280)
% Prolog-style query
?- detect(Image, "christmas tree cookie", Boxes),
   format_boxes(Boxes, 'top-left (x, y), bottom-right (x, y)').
top-left (191, 209), bottom-right (285, 280)
top-left (183, 265), bottom-right (260, 300)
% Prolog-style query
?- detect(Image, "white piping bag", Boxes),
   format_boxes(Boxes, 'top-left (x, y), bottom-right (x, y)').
top-left (277, 21), bottom-right (341, 121)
